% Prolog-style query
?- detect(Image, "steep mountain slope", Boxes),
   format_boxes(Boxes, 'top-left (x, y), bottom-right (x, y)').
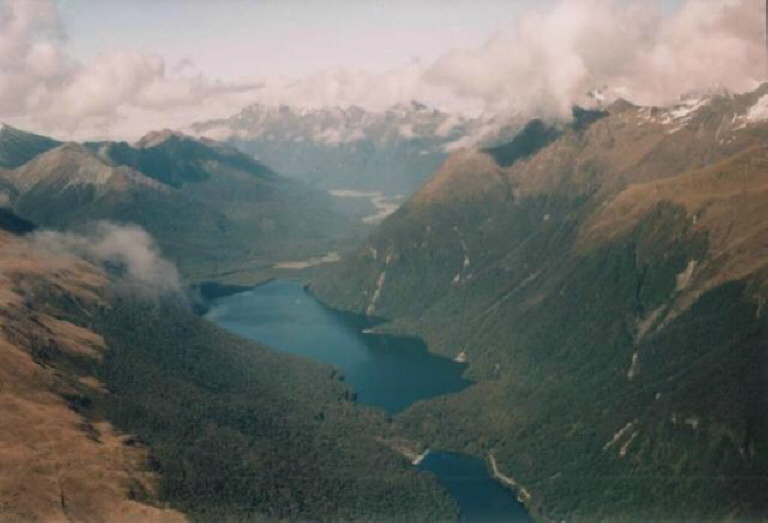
top-left (0, 175), bottom-right (16, 200)
top-left (92, 129), bottom-right (276, 188)
top-left (1, 132), bottom-right (360, 281)
top-left (4, 143), bottom-right (233, 277)
top-left (191, 102), bottom-right (507, 195)
top-left (0, 207), bottom-right (34, 235)
top-left (0, 224), bottom-right (456, 521)
top-left (0, 124), bottom-right (61, 169)
top-left (0, 228), bottom-right (185, 522)
top-left (311, 85), bottom-right (768, 520)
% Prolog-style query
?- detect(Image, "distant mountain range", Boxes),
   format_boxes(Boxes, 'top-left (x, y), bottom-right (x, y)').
top-left (311, 85), bottom-right (768, 520)
top-left (191, 101), bottom-right (519, 195)
top-left (0, 126), bottom-right (361, 281)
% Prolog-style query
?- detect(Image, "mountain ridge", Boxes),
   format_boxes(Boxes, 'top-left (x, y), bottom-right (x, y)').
top-left (0, 123), bottom-right (61, 170)
top-left (0, 129), bottom-right (361, 282)
top-left (309, 84), bottom-right (768, 520)
top-left (0, 220), bottom-right (456, 521)
top-left (190, 101), bottom-right (523, 195)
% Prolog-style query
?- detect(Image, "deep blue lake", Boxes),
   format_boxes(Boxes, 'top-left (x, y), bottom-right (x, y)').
top-left (418, 453), bottom-right (531, 523)
top-left (205, 279), bottom-right (470, 413)
top-left (205, 278), bottom-right (530, 522)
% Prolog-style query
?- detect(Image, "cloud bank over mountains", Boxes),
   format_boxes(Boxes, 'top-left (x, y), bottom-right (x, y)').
top-left (260, 0), bottom-right (761, 119)
top-left (0, 0), bottom-right (261, 139)
top-left (424, 0), bottom-right (762, 118)
top-left (0, 0), bottom-right (762, 139)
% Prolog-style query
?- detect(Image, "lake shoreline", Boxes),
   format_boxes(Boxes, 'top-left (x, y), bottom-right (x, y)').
top-left (201, 279), bottom-right (531, 521)
top-left (488, 453), bottom-right (533, 505)
top-left (328, 188), bottom-right (404, 224)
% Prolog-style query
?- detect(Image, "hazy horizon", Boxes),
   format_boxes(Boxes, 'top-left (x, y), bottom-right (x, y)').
top-left (1, 0), bottom-right (759, 140)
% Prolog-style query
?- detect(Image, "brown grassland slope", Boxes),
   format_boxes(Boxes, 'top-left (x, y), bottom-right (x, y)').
top-left (0, 230), bottom-right (185, 522)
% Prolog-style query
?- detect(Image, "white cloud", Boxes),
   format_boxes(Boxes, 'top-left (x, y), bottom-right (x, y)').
top-left (253, 0), bottom-right (762, 120)
top-left (0, 0), bottom-right (762, 138)
top-left (747, 93), bottom-right (768, 122)
top-left (0, 0), bottom-right (261, 139)
top-left (30, 222), bottom-right (181, 295)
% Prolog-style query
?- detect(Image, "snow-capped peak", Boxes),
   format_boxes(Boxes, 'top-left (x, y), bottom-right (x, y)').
top-left (191, 101), bottom-right (475, 147)
top-left (667, 96), bottom-right (710, 120)
top-left (632, 94), bottom-right (714, 134)
top-left (745, 93), bottom-right (768, 123)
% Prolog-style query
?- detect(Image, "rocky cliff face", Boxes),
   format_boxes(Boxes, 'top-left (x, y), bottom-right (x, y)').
top-left (310, 85), bottom-right (768, 520)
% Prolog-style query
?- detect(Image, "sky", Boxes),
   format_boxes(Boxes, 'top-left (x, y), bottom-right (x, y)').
top-left (56, 0), bottom-right (685, 80)
top-left (0, 0), bottom-right (760, 140)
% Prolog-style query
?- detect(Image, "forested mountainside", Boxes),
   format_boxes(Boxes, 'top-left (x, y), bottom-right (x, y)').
top-left (0, 216), bottom-right (184, 522)
top-left (310, 85), bottom-right (768, 520)
top-left (0, 214), bottom-right (455, 522)
top-left (0, 129), bottom-right (360, 282)
top-left (191, 102), bottom-right (516, 195)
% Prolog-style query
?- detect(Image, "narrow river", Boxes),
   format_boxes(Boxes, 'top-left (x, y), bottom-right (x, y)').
top-left (205, 279), bottom-right (531, 522)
